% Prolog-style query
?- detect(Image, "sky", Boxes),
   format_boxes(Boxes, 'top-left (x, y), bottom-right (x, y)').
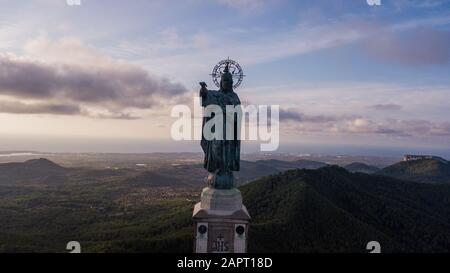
top-left (0, 0), bottom-right (450, 156)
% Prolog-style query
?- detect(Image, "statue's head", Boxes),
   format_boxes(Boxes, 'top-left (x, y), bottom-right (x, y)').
top-left (220, 63), bottom-right (233, 92)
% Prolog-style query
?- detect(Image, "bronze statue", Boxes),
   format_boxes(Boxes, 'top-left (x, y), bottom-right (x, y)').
top-left (199, 61), bottom-right (242, 189)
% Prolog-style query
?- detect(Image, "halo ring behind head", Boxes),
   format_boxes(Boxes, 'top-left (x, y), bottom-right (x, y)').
top-left (211, 58), bottom-right (245, 89)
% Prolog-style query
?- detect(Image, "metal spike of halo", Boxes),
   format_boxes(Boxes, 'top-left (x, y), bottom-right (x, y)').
top-left (211, 58), bottom-right (245, 89)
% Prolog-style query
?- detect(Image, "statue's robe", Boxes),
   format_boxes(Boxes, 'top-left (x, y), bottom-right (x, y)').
top-left (200, 89), bottom-right (241, 173)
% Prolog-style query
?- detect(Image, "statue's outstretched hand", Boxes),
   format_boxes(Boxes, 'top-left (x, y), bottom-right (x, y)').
top-left (199, 82), bottom-right (208, 97)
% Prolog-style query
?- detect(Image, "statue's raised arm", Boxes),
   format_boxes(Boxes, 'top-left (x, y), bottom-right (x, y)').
top-left (199, 82), bottom-right (208, 98)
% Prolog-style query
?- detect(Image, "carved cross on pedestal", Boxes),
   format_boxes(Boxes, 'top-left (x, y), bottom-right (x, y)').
top-left (213, 233), bottom-right (229, 253)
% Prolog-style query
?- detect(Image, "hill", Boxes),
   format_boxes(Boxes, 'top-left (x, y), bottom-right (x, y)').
top-left (255, 159), bottom-right (327, 171)
top-left (97, 166), bottom-right (450, 253)
top-left (0, 158), bottom-right (67, 184)
top-left (229, 159), bottom-right (327, 185)
top-left (239, 166), bottom-right (450, 252)
top-left (1, 159), bottom-right (449, 253)
top-left (344, 162), bottom-right (380, 174)
top-left (378, 158), bottom-right (450, 183)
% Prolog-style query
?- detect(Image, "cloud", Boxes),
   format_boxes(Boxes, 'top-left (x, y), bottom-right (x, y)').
top-left (85, 111), bottom-right (140, 120)
top-left (119, 14), bottom-right (368, 82)
top-left (215, 0), bottom-right (269, 10)
top-left (0, 100), bottom-right (81, 115)
top-left (370, 103), bottom-right (402, 111)
top-left (345, 118), bottom-right (450, 138)
top-left (363, 27), bottom-right (450, 65)
top-left (279, 109), bottom-right (337, 123)
top-left (109, 11), bottom-right (450, 83)
top-left (0, 37), bottom-right (188, 118)
top-left (392, 0), bottom-right (449, 9)
top-left (411, 0), bottom-right (448, 8)
top-left (278, 108), bottom-right (450, 139)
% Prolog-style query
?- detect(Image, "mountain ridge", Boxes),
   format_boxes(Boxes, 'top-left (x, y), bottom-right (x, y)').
top-left (344, 162), bottom-right (380, 174)
top-left (239, 166), bottom-right (450, 252)
top-left (0, 158), bottom-right (67, 184)
top-left (378, 158), bottom-right (450, 184)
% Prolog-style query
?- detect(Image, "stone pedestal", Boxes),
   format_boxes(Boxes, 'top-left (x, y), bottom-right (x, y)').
top-left (193, 187), bottom-right (250, 253)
